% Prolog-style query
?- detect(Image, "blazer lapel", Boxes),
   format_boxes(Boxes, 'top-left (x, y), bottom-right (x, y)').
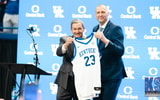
top-left (98, 21), bottom-right (111, 50)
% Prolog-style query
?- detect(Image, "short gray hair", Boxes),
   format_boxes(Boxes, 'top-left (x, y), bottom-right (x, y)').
top-left (71, 19), bottom-right (85, 29)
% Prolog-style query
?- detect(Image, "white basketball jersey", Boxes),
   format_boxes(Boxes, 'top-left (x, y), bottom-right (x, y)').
top-left (72, 33), bottom-right (101, 100)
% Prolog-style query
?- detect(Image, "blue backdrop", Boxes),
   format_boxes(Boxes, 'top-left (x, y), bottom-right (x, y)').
top-left (17, 0), bottom-right (160, 100)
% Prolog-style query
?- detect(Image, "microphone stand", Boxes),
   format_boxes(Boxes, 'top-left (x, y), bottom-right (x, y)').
top-left (28, 30), bottom-right (40, 84)
top-left (17, 28), bottom-right (40, 99)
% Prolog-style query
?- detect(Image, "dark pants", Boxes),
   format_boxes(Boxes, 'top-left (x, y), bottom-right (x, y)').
top-left (93, 79), bottom-right (122, 100)
top-left (56, 76), bottom-right (78, 100)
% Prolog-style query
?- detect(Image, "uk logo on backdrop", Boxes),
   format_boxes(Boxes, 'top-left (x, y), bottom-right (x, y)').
top-left (53, 6), bottom-right (64, 18)
top-left (51, 44), bottom-right (59, 56)
top-left (49, 82), bottom-right (58, 94)
top-left (28, 24), bottom-right (40, 37)
top-left (125, 67), bottom-right (135, 79)
top-left (150, 6), bottom-right (160, 19)
top-left (124, 26), bottom-right (136, 39)
top-left (148, 47), bottom-right (160, 60)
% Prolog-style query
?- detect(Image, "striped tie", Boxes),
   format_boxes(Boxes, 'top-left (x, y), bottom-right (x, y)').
top-left (99, 27), bottom-right (103, 32)
top-left (97, 27), bottom-right (104, 44)
top-left (98, 27), bottom-right (103, 58)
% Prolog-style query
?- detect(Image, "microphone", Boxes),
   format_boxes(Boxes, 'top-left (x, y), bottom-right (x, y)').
top-left (27, 26), bottom-right (37, 33)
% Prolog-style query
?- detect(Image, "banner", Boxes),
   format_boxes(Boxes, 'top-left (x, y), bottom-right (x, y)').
top-left (17, 0), bottom-right (160, 99)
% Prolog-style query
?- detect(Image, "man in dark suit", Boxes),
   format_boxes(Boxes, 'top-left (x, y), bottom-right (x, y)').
top-left (93, 4), bottom-right (127, 100)
top-left (55, 19), bottom-right (85, 100)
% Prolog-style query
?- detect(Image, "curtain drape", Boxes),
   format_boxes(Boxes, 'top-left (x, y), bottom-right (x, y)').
top-left (0, 39), bottom-right (17, 100)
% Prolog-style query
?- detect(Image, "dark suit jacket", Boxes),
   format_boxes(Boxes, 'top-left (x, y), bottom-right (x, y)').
top-left (54, 36), bottom-right (74, 89)
top-left (93, 21), bottom-right (127, 82)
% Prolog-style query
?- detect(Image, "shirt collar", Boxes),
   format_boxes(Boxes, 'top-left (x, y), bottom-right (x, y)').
top-left (99, 19), bottom-right (109, 29)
